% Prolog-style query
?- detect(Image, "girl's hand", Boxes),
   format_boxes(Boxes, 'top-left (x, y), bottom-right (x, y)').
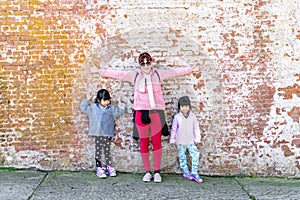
top-left (88, 94), bottom-right (94, 102)
top-left (118, 102), bottom-right (126, 110)
top-left (170, 141), bottom-right (176, 148)
top-left (194, 142), bottom-right (200, 147)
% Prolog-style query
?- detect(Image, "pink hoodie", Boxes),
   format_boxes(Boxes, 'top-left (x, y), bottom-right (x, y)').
top-left (100, 66), bottom-right (193, 110)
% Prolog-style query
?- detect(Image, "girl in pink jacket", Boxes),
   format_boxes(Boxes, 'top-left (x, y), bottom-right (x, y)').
top-left (100, 52), bottom-right (199, 183)
top-left (170, 96), bottom-right (203, 183)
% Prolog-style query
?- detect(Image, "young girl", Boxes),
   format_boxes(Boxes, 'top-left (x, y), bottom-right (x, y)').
top-left (169, 96), bottom-right (203, 183)
top-left (100, 52), bottom-right (201, 183)
top-left (80, 89), bottom-right (125, 178)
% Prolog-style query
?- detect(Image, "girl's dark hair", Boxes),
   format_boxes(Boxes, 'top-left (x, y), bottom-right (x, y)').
top-left (138, 52), bottom-right (152, 64)
top-left (96, 89), bottom-right (111, 103)
top-left (178, 96), bottom-right (191, 110)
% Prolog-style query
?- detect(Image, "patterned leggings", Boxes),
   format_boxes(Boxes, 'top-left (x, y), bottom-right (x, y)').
top-left (177, 144), bottom-right (199, 174)
top-left (95, 136), bottom-right (112, 167)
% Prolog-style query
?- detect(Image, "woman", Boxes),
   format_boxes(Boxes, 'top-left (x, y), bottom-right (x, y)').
top-left (100, 52), bottom-right (200, 182)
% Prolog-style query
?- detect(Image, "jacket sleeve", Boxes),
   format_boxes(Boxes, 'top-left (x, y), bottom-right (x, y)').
top-left (169, 115), bottom-right (179, 143)
top-left (111, 105), bottom-right (125, 118)
top-left (80, 99), bottom-right (92, 116)
top-left (156, 66), bottom-right (193, 81)
top-left (100, 69), bottom-right (137, 83)
top-left (193, 115), bottom-right (201, 143)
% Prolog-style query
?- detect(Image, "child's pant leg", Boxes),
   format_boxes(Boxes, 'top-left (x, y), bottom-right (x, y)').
top-left (177, 144), bottom-right (189, 173)
top-left (95, 136), bottom-right (103, 167)
top-left (95, 136), bottom-right (112, 167)
top-left (187, 144), bottom-right (200, 174)
top-left (102, 137), bottom-right (112, 166)
top-left (95, 136), bottom-right (102, 162)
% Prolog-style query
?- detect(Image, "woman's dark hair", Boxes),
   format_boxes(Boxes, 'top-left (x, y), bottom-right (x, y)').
top-left (178, 96), bottom-right (191, 110)
top-left (138, 52), bottom-right (152, 64)
top-left (95, 89), bottom-right (111, 103)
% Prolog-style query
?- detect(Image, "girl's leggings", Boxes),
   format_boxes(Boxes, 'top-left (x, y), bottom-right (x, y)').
top-left (135, 110), bottom-right (162, 172)
top-left (95, 136), bottom-right (112, 167)
top-left (177, 143), bottom-right (199, 174)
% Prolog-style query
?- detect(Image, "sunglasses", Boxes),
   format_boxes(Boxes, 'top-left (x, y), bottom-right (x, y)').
top-left (140, 62), bottom-right (151, 66)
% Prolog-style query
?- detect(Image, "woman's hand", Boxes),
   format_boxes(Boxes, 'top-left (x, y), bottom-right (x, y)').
top-left (192, 63), bottom-right (204, 72)
top-left (192, 64), bottom-right (199, 72)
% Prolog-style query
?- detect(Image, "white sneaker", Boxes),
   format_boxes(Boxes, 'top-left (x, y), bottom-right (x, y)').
top-left (153, 173), bottom-right (162, 183)
top-left (142, 172), bottom-right (152, 182)
top-left (96, 167), bottom-right (107, 179)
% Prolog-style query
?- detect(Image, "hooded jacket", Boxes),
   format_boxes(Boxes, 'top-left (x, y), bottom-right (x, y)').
top-left (80, 99), bottom-right (125, 137)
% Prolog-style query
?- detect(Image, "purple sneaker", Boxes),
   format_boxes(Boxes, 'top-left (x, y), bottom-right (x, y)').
top-left (183, 171), bottom-right (193, 180)
top-left (191, 173), bottom-right (203, 184)
top-left (96, 167), bottom-right (107, 179)
top-left (106, 166), bottom-right (117, 177)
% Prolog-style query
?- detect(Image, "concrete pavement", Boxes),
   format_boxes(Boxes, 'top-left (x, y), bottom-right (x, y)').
top-left (1, 169), bottom-right (300, 200)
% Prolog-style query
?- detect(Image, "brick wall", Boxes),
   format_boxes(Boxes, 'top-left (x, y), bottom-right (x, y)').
top-left (0, 0), bottom-right (299, 177)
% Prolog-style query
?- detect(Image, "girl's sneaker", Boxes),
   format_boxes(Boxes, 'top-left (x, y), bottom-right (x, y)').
top-left (191, 173), bottom-right (203, 184)
top-left (96, 167), bottom-right (107, 179)
top-left (183, 171), bottom-right (193, 180)
top-left (106, 166), bottom-right (117, 177)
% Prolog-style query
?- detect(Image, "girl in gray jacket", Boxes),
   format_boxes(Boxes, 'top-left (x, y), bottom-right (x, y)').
top-left (80, 89), bottom-right (125, 178)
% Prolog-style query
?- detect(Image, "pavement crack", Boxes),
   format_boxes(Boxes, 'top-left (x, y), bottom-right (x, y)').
top-left (234, 178), bottom-right (256, 200)
top-left (27, 172), bottom-right (48, 200)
